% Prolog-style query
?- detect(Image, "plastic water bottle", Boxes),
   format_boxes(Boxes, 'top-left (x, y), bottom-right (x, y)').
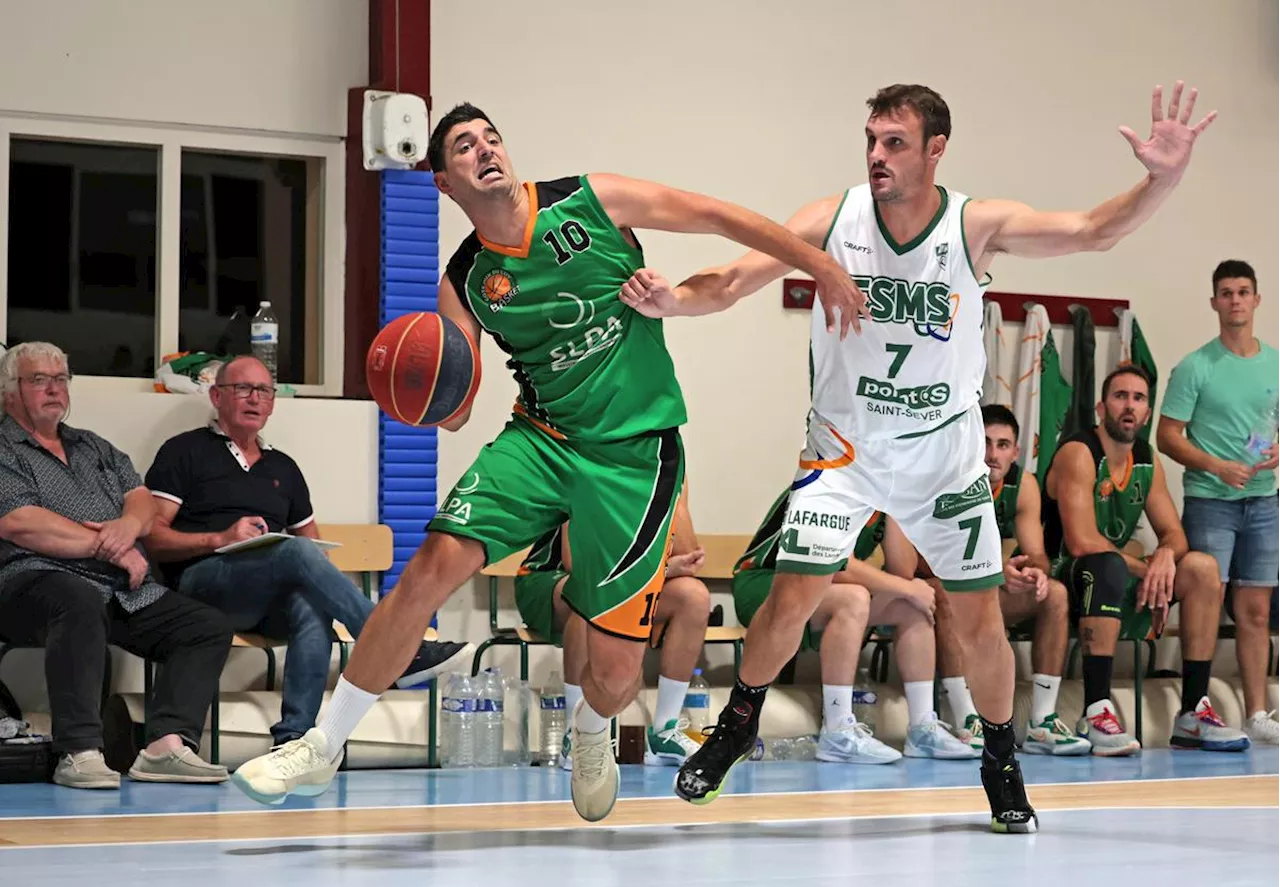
top-left (441, 674), bottom-right (478, 768)
top-left (502, 673), bottom-right (532, 766)
top-left (852, 668), bottom-right (878, 732)
top-left (1245, 389), bottom-right (1278, 465)
top-left (250, 300), bottom-right (279, 380)
top-left (682, 669), bottom-right (712, 731)
top-left (539, 670), bottom-right (566, 765)
top-left (476, 668), bottom-right (505, 767)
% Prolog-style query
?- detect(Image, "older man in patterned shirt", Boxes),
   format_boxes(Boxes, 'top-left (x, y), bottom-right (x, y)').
top-left (0, 342), bottom-right (231, 789)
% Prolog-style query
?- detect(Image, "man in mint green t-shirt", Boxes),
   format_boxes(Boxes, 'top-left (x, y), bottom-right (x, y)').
top-left (1158, 259), bottom-right (1279, 745)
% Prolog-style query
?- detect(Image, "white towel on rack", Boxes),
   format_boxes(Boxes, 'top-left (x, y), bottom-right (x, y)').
top-left (982, 299), bottom-right (1012, 406)
top-left (1012, 304), bottom-right (1050, 477)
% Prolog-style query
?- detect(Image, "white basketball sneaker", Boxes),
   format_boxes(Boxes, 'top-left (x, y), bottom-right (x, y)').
top-left (231, 727), bottom-right (340, 806)
top-left (569, 700), bottom-right (619, 822)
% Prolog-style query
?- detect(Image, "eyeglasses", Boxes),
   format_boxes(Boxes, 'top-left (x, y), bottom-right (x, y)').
top-left (216, 383), bottom-right (277, 400)
top-left (21, 373), bottom-right (72, 390)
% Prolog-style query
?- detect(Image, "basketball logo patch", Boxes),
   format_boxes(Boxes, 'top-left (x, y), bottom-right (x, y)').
top-left (482, 269), bottom-right (519, 312)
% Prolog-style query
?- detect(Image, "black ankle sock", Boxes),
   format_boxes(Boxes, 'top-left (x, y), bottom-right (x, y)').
top-left (1082, 655), bottom-right (1114, 708)
top-left (1181, 660), bottom-right (1211, 714)
top-left (981, 717), bottom-right (1016, 761)
top-left (727, 679), bottom-right (768, 729)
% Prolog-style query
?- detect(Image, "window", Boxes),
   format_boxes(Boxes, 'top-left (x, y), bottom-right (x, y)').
top-left (7, 139), bottom-right (159, 377)
top-left (179, 151), bottom-right (322, 385)
top-left (0, 122), bottom-right (344, 394)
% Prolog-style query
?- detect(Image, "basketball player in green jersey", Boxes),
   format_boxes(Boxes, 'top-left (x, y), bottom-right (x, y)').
top-left (930, 405), bottom-right (1088, 756)
top-left (734, 495), bottom-right (973, 762)
top-left (1043, 366), bottom-right (1249, 755)
top-left (231, 103), bottom-right (868, 821)
top-left (625, 80), bottom-right (1216, 832)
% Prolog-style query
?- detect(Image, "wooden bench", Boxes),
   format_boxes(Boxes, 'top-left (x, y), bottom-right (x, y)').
top-left (474, 533), bottom-right (756, 679)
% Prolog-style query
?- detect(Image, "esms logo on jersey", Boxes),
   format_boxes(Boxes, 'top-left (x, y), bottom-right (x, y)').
top-left (851, 275), bottom-right (958, 339)
top-left (482, 269), bottom-right (520, 312)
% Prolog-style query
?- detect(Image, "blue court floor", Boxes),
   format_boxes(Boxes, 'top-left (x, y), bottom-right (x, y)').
top-left (1, 748), bottom-right (1276, 886)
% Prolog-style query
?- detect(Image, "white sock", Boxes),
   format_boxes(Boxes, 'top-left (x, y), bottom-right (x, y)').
top-left (564, 682), bottom-right (585, 729)
top-left (654, 676), bottom-right (689, 728)
top-left (904, 681), bottom-right (935, 727)
top-left (822, 684), bottom-right (853, 731)
top-left (315, 676), bottom-right (380, 762)
top-left (941, 676), bottom-right (977, 725)
top-left (1031, 674), bottom-right (1062, 723)
top-left (574, 699), bottom-right (610, 734)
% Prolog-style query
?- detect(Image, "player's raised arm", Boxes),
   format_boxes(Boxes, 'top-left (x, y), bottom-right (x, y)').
top-left (965, 81), bottom-right (1216, 261)
top-left (589, 174), bottom-right (867, 336)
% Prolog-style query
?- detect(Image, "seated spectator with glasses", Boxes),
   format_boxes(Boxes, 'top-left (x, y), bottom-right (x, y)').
top-left (142, 355), bottom-right (473, 749)
top-left (0, 342), bottom-right (232, 789)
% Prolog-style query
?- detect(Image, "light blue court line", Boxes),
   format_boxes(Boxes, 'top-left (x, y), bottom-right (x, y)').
top-left (0, 747), bottom-right (1274, 820)
top-left (0, 808), bottom-right (1275, 887)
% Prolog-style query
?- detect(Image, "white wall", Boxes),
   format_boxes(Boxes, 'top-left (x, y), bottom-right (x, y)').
top-left (0, 0), bottom-right (366, 136)
top-left (431, 0), bottom-right (1279, 534)
top-left (0, 0), bottom-right (377, 715)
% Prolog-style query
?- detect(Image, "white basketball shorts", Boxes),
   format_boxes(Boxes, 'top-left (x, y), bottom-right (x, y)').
top-left (774, 405), bottom-right (1004, 592)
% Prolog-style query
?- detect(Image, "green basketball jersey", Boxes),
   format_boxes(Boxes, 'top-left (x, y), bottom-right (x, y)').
top-left (735, 489), bottom-right (885, 574)
top-left (444, 175), bottom-right (686, 441)
top-left (992, 461), bottom-right (1022, 541)
top-left (1043, 429), bottom-right (1154, 558)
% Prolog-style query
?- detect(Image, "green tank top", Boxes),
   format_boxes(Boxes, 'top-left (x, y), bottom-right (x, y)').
top-left (992, 461), bottom-right (1022, 541)
top-left (1044, 429), bottom-right (1154, 558)
top-left (445, 175), bottom-right (687, 441)
top-left (735, 489), bottom-right (885, 574)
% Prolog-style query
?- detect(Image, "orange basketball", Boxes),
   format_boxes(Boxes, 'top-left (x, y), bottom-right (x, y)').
top-left (366, 312), bottom-right (482, 427)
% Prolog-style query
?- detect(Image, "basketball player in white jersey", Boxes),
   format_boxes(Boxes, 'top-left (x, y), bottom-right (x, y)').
top-left (621, 81), bottom-right (1215, 832)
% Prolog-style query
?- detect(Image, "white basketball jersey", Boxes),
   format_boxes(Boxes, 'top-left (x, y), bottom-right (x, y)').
top-left (810, 183), bottom-right (988, 441)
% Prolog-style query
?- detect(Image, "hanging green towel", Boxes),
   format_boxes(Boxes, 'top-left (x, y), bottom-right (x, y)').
top-left (1037, 331), bottom-right (1074, 487)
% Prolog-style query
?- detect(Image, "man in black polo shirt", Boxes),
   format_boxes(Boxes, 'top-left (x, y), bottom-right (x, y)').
top-left (0, 342), bottom-right (232, 790)
top-left (143, 355), bottom-right (472, 747)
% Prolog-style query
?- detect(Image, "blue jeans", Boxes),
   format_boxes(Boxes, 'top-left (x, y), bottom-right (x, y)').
top-left (1183, 494), bottom-right (1278, 630)
top-left (178, 536), bottom-right (375, 743)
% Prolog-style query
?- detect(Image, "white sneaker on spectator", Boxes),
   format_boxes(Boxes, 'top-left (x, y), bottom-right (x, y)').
top-left (1076, 699), bottom-right (1140, 757)
top-left (1244, 711), bottom-right (1279, 746)
top-left (815, 715), bottom-right (902, 764)
top-left (1170, 697), bottom-right (1250, 752)
top-left (905, 714), bottom-right (981, 759)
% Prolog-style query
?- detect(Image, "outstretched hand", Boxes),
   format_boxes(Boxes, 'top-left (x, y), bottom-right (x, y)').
top-left (1119, 81), bottom-right (1216, 180)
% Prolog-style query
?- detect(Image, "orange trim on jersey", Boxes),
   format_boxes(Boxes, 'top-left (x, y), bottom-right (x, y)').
top-left (592, 518), bottom-right (678, 641)
top-left (1107, 450), bottom-right (1136, 493)
top-left (513, 403), bottom-right (567, 440)
top-left (477, 182), bottom-right (539, 258)
top-left (865, 510), bottom-right (883, 531)
top-left (388, 313), bottom-right (426, 425)
top-left (798, 424), bottom-right (856, 470)
top-left (991, 481), bottom-right (1004, 502)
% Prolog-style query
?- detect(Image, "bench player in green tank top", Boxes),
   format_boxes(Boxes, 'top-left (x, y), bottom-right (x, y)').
top-left (931, 405), bottom-right (1086, 756)
top-left (734, 488), bottom-right (976, 763)
top-left (230, 103), bottom-right (868, 820)
top-left (1043, 367), bottom-right (1248, 755)
top-left (627, 80), bottom-right (1218, 832)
